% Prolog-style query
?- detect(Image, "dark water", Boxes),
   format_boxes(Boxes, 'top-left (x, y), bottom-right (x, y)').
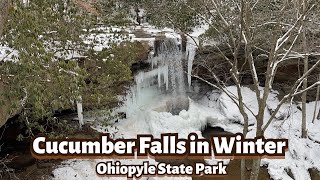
top-left (202, 126), bottom-right (233, 139)
top-left (195, 126), bottom-right (270, 180)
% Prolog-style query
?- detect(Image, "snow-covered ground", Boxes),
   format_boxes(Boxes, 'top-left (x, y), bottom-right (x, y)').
top-left (52, 83), bottom-right (320, 180)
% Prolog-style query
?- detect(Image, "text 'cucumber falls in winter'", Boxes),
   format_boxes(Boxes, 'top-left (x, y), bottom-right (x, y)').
top-left (31, 133), bottom-right (288, 158)
top-left (31, 133), bottom-right (288, 178)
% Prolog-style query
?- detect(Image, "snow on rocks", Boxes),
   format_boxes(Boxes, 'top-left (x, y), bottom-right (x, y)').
top-left (218, 86), bottom-right (258, 126)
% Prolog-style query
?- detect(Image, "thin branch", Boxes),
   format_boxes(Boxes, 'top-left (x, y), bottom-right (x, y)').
top-left (191, 74), bottom-right (256, 117)
top-left (292, 81), bottom-right (320, 96)
top-left (263, 59), bottom-right (320, 132)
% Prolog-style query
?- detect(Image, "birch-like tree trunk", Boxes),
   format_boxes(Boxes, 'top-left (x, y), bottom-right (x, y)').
top-left (301, 0), bottom-right (308, 138)
top-left (313, 74), bottom-right (320, 123)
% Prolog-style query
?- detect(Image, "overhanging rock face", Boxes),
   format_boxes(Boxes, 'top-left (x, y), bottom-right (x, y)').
top-left (193, 44), bottom-right (320, 101)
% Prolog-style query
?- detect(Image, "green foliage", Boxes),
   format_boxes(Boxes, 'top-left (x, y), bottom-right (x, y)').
top-left (0, 0), bottom-right (143, 138)
top-left (82, 41), bottom-right (145, 109)
top-left (141, 0), bottom-right (201, 32)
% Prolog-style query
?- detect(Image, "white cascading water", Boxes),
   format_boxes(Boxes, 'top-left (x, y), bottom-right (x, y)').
top-left (123, 35), bottom-right (191, 117)
top-left (136, 36), bottom-right (186, 98)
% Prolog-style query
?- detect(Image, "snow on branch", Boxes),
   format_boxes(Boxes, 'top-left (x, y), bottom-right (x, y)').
top-left (293, 81), bottom-right (320, 96)
top-left (192, 74), bottom-right (256, 117)
top-left (211, 0), bottom-right (230, 27)
top-left (277, 25), bottom-right (303, 64)
top-left (274, 4), bottom-right (315, 52)
top-left (275, 14), bottom-right (305, 52)
top-left (263, 58), bottom-right (320, 132)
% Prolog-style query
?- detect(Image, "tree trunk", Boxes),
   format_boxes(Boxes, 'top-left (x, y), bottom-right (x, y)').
top-left (0, 0), bottom-right (10, 38)
top-left (249, 115), bottom-right (264, 180)
top-left (301, 70), bottom-right (307, 138)
top-left (301, 0), bottom-right (308, 138)
top-left (240, 159), bottom-right (246, 180)
top-left (318, 106), bottom-right (320, 120)
top-left (241, 114), bottom-right (249, 180)
top-left (312, 74), bottom-right (320, 123)
top-left (250, 159), bottom-right (261, 180)
top-left (239, 92), bottom-right (249, 180)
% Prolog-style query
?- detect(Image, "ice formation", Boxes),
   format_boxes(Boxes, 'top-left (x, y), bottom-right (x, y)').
top-left (186, 36), bottom-right (198, 87)
top-left (134, 35), bottom-right (186, 103)
top-left (135, 65), bottom-right (169, 94)
top-left (76, 101), bottom-right (84, 127)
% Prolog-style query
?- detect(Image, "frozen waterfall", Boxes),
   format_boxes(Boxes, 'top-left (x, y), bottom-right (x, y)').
top-left (122, 34), bottom-right (192, 117)
top-left (136, 36), bottom-right (186, 98)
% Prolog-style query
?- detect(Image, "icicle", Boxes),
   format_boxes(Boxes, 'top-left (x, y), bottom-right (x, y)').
top-left (163, 65), bottom-right (169, 90)
top-left (187, 48), bottom-right (195, 87)
top-left (151, 54), bottom-right (156, 69)
top-left (132, 35), bottom-right (187, 103)
top-left (135, 66), bottom-right (169, 91)
top-left (186, 36), bottom-right (198, 87)
top-left (130, 86), bottom-right (136, 104)
top-left (76, 99), bottom-right (84, 127)
top-left (158, 67), bottom-right (161, 87)
top-left (135, 71), bottom-right (145, 100)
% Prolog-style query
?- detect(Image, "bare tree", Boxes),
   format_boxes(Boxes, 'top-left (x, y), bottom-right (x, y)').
top-left (178, 0), bottom-right (319, 179)
top-left (144, 0), bottom-right (320, 179)
top-left (300, 0), bottom-right (308, 138)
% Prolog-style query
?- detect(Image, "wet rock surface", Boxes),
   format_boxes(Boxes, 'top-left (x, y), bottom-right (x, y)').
top-left (166, 97), bottom-right (189, 115)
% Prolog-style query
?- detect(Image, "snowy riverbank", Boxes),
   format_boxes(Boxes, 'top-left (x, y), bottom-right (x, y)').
top-left (52, 85), bottom-right (320, 180)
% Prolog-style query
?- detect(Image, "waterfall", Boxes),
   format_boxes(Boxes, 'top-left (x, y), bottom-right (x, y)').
top-left (161, 37), bottom-right (185, 97)
top-left (123, 35), bottom-right (189, 116)
top-left (136, 36), bottom-right (186, 98)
